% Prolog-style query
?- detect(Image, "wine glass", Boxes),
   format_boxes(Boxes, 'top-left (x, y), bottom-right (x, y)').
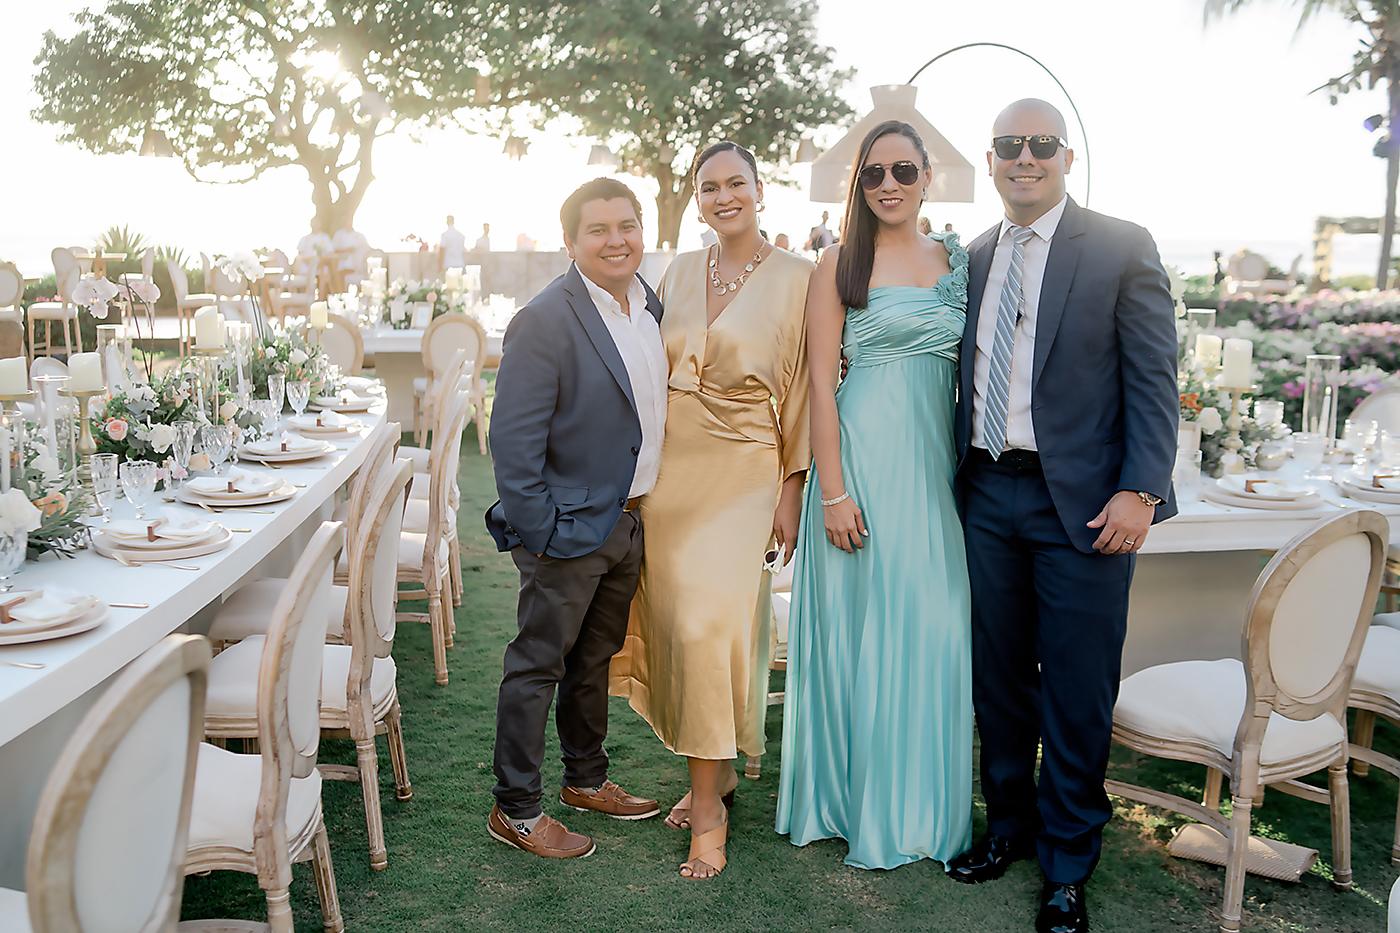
top-left (267, 373), bottom-right (285, 413)
top-left (0, 529), bottom-right (26, 592)
top-left (200, 424), bottom-right (233, 476)
top-left (90, 453), bottom-right (119, 523)
top-left (172, 421), bottom-right (197, 487)
top-left (119, 459), bottom-right (157, 520)
top-left (287, 380), bottom-right (311, 418)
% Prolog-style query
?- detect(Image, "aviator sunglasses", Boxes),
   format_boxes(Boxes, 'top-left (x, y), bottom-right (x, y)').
top-left (858, 160), bottom-right (921, 190)
top-left (992, 134), bottom-right (1067, 160)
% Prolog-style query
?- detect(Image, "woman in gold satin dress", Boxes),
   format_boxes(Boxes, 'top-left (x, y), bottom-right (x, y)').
top-left (610, 141), bottom-right (812, 880)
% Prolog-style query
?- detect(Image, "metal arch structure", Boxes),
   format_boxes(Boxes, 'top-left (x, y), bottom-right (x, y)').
top-left (907, 42), bottom-right (1092, 208)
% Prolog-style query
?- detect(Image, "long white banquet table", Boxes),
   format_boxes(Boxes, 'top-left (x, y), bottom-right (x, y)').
top-left (0, 402), bottom-right (386, 889)
top-left (1125, 482), bottom-right (1399, 676)
top-left (362, 325), bottom-right (503, 425)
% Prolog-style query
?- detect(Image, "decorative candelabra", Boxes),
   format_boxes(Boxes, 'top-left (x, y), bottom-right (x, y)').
top-left (1218, 384), bottom-right (1254, 475)
top-left (60, 387), bottom-right (106, 502)
top-left (193, 346), bottom-right (227, 425)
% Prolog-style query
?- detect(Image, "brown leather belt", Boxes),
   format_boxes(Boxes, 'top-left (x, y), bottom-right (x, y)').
top-left (624, 496), bottom-right (643, 512)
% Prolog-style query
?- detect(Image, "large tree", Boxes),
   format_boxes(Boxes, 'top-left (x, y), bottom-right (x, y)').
top-left (490, 0), bottom-right (852, 248)
top-left (32, 0), bottom-right (536, 234)
top-left (1207, 1), bottom-right (1400, 286)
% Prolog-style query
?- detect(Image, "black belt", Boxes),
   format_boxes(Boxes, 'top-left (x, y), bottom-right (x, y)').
top-left (969, 446), bottom-right (1042, 472)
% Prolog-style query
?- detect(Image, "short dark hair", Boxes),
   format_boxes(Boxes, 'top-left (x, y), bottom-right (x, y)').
top-left (692, 140), bottom-right (758, 183)
top-left (560, 178), bottom-right (643, 242)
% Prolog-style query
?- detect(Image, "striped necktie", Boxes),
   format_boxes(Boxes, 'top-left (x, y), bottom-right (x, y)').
top-left (983, 225), bottom-right (1036, 459)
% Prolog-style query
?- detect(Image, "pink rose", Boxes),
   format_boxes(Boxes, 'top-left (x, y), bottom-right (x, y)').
top-left (425, 291), bottom-right (438, 304)
top-left (104, 418), bottom-right (128, 441)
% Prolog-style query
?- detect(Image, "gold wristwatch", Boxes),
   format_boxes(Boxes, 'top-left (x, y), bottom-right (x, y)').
top-left (1135, 491), bottom-right (1164, 508)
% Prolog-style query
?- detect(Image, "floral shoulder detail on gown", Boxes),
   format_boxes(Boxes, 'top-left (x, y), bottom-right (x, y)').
top-left (929, 231), bottom-right (969, 310)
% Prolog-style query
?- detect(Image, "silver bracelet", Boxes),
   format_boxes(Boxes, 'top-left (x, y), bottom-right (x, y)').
top-left (820, 492), bottom-right (850, 508)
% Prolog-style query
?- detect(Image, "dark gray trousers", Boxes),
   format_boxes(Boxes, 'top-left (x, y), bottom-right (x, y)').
top-left (491, 512), bottom-right (643, 819)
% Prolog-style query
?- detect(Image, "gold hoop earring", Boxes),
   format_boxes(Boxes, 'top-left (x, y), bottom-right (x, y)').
top-left (756, 201), bottom-right (766, 213)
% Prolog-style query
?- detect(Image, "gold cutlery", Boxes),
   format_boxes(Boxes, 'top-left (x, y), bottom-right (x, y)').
top-left (113, 553), bottom-right (200, 571)
top-left (3, 660), bottom-right (45, 670)
top-left (109, 602), bottom-right (149, 609)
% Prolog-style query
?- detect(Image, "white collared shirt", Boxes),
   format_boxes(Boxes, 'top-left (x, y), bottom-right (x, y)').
top-left (576, 265), bottom-right (668, 497)
top-left (971, 195), bottom-right (1069, 452)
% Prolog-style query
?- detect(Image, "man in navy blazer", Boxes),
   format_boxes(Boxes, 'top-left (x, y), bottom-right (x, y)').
top-left (945, 100), bottom-right (1179, 933)
top-left (485, 178), bottom-right (667, 860)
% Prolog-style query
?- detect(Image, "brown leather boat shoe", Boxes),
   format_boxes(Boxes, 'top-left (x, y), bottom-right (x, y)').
top-left (560, 779), bottom-right (661, 820)
top-left (487, 805), bottom-right (596, 859)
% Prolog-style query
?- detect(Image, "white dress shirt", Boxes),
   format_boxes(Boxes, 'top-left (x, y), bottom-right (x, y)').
top-left (439, 227), bottom-right (467, 269)
top-left (971, 195), bottom-right (1069, 452)
top-left (577, 265), bottom-right (668, 497)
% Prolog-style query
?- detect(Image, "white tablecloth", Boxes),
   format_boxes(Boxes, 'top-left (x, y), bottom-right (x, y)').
top-left (362, 325), bottom-right (504, 425)
top-left (0, 403), bottom-right (385, 887)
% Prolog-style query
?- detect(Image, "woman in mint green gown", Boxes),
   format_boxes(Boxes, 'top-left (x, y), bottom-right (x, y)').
top-left (776, 120), bottom-right (971, 870)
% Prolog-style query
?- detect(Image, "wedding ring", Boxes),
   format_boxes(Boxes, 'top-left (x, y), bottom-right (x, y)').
top-left (1125, 538), bottom-right (1136, 546)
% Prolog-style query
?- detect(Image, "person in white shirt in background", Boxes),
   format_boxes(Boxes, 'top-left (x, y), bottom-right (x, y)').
top-left (439, 215), bottom-right (467, 274)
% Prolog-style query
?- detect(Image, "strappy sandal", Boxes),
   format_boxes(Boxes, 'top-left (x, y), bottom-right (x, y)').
top-left (679, 811), bottom-right (728, 880)
top-left (664, 787), bottom-right (736, 831)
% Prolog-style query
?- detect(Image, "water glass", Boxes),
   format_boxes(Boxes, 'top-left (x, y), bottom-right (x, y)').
top-left (268, 374), bottom-right (285, 413)
top-left (1253, 399), bottom-right (1284, 427)
top-left (1291, 431), bottom-right (1328, 481)
top-left (1173, 449), bottom-right (1203, 503)
top-left (1382, 430), bottom-right (1400, 468)
top-left (287, 380), bottom-right (311, 417)
top-left (172, 421), bottom-right (197, 485)
top-left (250, 399), bottom-right (279, 439)
top-left (200, 424), bottom-right (234, 475)
top-left (119, 459), bottom-right (157, 519)
top-left (91, 453), bottom-right (119, 523)
top-left (0, 530), bottom-right (26, 591)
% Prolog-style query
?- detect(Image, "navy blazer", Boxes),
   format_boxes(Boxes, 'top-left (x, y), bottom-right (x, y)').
top-left (956, 198), bottom-right (1179, 554)
top-left (485, 264), bottom-right (663, 559)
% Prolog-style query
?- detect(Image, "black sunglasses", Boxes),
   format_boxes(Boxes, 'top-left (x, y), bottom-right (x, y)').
top-left (992, 135), bottom-right (1067, 160)
top-left (858, 160), bottom-right (921, 190)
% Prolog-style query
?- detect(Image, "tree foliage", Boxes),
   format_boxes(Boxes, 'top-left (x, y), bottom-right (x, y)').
top-left (488, 0), bottom-right (853, 247)
top-left (32, 0), bottom-right (532, 233)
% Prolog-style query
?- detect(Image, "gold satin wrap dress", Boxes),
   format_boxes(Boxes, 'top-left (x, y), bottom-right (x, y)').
top-left (610, 247), bottom-right (813, 761)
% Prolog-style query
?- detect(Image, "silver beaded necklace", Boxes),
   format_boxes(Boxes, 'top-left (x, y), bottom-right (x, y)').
top-left (708, 242), bottom-right (768, 296)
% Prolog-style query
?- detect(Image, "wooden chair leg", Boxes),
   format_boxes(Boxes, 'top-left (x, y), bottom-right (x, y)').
top-left (429, 591), bottom-right (448, 685)
top-left (43, 320), bottom-right (52, 358)
top-left (1328, 762), bottom-right (1353, 889)
top-left (1220, 793), bottom-right (1252, 933)
top-left (1203, 766), bottom-right (1223, 811)
top-left (1392, 780), bottom-right (1400, 865)
top-left (475, 403), bottom-right (487, 455)
top-left (69, 315), bottom-right (80, 353)
top-left (264, 887), bottom-right (294, 933)
top-left (386, 704), bottom-right (413, 801)
top-left (355, 737), bottom-right (389, 871)
top-left (310, 822), bottom-right (344, 933)
top-left (1353, 710), bottom-right (1376, 777)
top-left (449, 535), bottom-right (463, 607)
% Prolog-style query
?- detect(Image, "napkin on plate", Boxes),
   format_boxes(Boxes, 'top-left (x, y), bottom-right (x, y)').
top-left (7, 587), bottom-right (101, 627)
top-left (187, 471), bottom-right (281, 496)
top-left (108, 512), bottom-right (214, 541)
top-left (314, 393), bottom-right (369, 408)
top-left (246, 432), bottom-right (322, 455)
top-left (1221, 475), bottom-right (1306, 498)
top-left (293, 411), bottom-right (349, 429)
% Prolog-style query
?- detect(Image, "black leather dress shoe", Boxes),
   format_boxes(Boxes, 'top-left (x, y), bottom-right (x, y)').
top-left (1036, 882), bottom-right (1088, 933)
top-left (944, 833), bottom-right (1035, 884)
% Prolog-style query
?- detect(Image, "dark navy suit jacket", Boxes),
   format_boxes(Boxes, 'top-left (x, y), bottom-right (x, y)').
top-left (956, 198), bottom-right (1179, 553)
top-left (485, 264), bottom-right (663, 559)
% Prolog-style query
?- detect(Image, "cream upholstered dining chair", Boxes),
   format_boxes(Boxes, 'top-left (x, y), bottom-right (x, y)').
top-left (27, 249), bottom-right (81, 358)
top-left (1106, 510), bottom-right (1387, 933)
top-left (1346, 621), bottom-right (1400, 865)
top-left (204, 463), bottom-right (414, 872)
top-left (400, 386), bottom-right (470, 686)
top-left (401, 350), bottom-right (469, 606)
top-left (166, 260), bottom-right (217, 357)
top-left (185, 522), bottom-right (346, 933)
top-left (0, 260), bottom-right (25, 327)
top-left (742, 556), bottom-right (795, 781)
top-left (1392, 876), bottom-right (1400, 932)
top-left (412, 312), bottom-right (487, 453)
top-left (321, 312), bottom-right (364, 376)
top-left (115, 248), bottom-right (156, 330)
top-left (0, 634), bottom-right (210, 933)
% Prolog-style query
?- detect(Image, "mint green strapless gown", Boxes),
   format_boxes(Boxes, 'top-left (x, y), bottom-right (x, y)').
top-left (776, 232), bottom-right (972, 870)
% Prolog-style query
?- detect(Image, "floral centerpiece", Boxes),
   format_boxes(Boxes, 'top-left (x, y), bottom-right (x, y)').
top-left (1179, 370), bottom-right (1287, 478)
top-left (91, 374), bottom-right (197, 461)
top-left (9, 431), bottom-right (93, 559)
top-left (381, 278), bottom-right (471, 329)
top-left (248, 326), bottom-right (341, 398)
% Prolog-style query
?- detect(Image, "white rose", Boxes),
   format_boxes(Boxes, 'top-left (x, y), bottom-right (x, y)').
top-left (1197, 406), bottom-right (1223, 435)
top-left (219, 400), bottom-right (240, 421)
top-left (288, 349), bottom-right (309, 366)
top-left (32, 450), bottom-right (61, 483)
top-left (0, 488), bottom-right (42, 536)
top-left (147, 423), bottom-right (176, 453)
top-left (265, 346), bottom-right (277, 359)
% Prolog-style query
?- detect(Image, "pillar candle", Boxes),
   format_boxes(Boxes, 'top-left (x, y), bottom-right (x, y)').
top-left (1194, 334), bottom-right (1222, 367)
top-left (194, 307), bottom-right (225, 349)
top-left (0, 357), bottom-right (27, 395)
top-left (444, 268), bottom-right (463, 290)
top-left (370, 268), bottom-right (387, 289)
top-left (68, 352), bottom-right (105, 392)
top-left (309, 301), bottom-right (329, 330)
top-left (1221, 337), bottom-right (1253, 388)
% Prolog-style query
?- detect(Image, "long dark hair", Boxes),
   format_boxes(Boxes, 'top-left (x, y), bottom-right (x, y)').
top-left (835, 121), bottom-right (930, 310)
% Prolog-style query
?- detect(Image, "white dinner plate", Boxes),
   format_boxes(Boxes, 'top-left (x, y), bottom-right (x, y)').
top-left (1340, 482), bottom-right (1400, 506)
top-left (94, 525), bottom-right (234, 562)
top-left (1217, 475), bottom-right (1311, 501)
top-left (0, 604), bottom-right (108, 645)
top-left (1203, 486), bottom-right (1325, 511)
top-left (101, 523), bottom-right (222, 551)
top-left (186, 473), bottom-right (284, 500)
top-left (0, 590), bottom-right (104, 634)
top-left (176, 484), bottom-right (296, 509)
top-left (310, 395), bottom-right (374, 413)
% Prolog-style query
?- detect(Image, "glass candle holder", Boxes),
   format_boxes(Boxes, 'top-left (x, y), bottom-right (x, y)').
top-left (32, 374), bottom-right (78, 484)
top-left (1301, 354), bottom-right (1342, 442)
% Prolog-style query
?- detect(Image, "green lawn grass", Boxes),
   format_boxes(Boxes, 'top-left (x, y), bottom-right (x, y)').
top-left (182, 441), bottom-right (1398, 931)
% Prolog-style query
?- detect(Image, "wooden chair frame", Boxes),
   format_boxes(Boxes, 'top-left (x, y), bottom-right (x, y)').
top-left (29, 249), bottom-right (80, 359)
top-left (1105, 510), bottom-right (1387, 933)
top-left (413, 313), bottom-right (486, 451)
top-left (23, 634), bottom-right (210, 933)
top-left (322, 313), bottom-right (364, 375)
top-left (186, 522), bottom-right (346, 933)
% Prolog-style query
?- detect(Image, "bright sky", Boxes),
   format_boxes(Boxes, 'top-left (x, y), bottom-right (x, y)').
top-left (0, 1), bottom-right (1388, 277)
